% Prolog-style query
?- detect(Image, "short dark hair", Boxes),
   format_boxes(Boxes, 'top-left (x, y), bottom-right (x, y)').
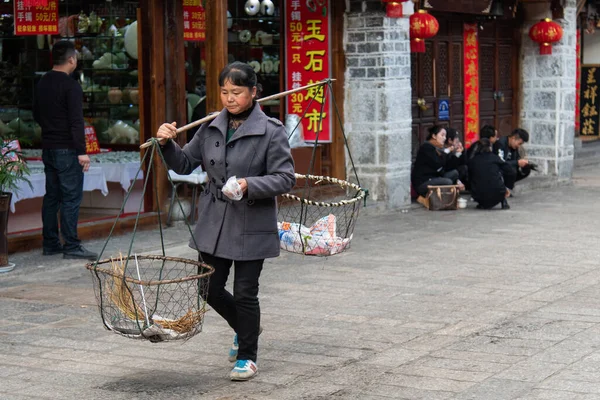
top-left (511, 128), bottom-right (529, 143)
top-left (445, 127), bottom-right (459, 144)
top-left (480, 125), bottom-right (497, 140)
top-left (52, 40), bottom-right (76, 66)
top-left (218, 61), bottom-right (257, 89)
top-left (426, 125), bottom-right (444, 141)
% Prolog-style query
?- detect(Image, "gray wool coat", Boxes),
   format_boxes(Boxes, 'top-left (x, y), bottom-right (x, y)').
top-left (162, 105), bottom-right (296, 261)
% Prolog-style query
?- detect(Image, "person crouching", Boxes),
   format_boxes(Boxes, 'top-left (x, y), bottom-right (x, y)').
top-left (468, 138), bottom-right (516, 210)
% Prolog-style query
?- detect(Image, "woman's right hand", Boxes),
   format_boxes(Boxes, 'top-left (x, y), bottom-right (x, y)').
top-left (156, 121), bottom-right (178, 141)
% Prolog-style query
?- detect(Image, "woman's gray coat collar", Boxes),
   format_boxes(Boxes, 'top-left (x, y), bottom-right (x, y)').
top-left (208, 105), bottom-right (268, 143)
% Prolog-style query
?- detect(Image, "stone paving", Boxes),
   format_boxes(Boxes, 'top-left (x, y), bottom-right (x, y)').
top-left (2, 166), bottom-right (600, 399)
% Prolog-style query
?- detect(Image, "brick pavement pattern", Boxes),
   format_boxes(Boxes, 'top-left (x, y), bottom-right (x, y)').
top-left (1, 168), bottom-right (600, 399)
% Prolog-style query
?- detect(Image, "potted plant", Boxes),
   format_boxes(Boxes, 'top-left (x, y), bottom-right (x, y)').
top-left (0, 137), bottom-right (30, 272)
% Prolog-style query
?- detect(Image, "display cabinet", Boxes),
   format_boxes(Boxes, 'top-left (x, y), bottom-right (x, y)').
top-left (227, 0), bottom-right (282, 119)
top-left (0, 0), bottom-right (141, 149)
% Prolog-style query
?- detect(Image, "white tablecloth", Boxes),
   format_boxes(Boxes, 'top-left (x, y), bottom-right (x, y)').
top-left (13, 151), bottom-right (143, 212)
top-left (22, 151), bottom-right (143, 192)
top-left (98, 161), bottom-right (143, 191)
top-left (11, 166), bottom-right (109, 213)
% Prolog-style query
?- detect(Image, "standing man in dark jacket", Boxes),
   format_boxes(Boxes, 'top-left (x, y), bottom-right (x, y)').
top-left (493, 128), bottom-right (534, 191)
top-left (33, 41), bottom-right (97, 260)
top-left (469, 138), bottom-right (516, 209)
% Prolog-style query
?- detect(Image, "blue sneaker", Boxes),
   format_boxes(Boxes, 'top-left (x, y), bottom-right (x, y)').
top-left (228, 334), bottom-right (239, 362)
top-left (228, 326), bottom-right (263, 362)
top-left (230, 359), bottom-right (257, 381)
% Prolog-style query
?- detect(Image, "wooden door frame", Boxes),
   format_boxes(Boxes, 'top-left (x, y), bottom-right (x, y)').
top-left (330, 0), bottom-right (346, 180)
top-left (140, 0), bottom-right (188, 218)
top-left (478, 19), bottom-right (521, 136)
top-left (412, 14), bottom-right (466, 143)
top-left (205, 1), bottom-right (228, 114)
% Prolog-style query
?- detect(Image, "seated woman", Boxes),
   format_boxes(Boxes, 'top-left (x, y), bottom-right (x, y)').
top-left (444, 127), bottom-right (468, 186)
top-left (411, 125), bottom-right (464, 199)
top-left (468, 138), bottom-right (516, 210)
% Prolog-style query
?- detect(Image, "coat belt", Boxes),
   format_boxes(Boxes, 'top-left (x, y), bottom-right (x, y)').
top-left (207, 182), bottom-right (233, 204)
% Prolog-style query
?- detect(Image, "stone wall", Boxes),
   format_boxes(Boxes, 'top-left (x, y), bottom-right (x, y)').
top-left (519, 0), bottom-right (577, 179)
top-left (344, 0), bottom-right (413, 208)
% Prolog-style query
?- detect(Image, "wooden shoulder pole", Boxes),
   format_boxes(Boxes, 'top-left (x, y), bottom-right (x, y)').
top-left (140, 79), bottom-right (335, 149)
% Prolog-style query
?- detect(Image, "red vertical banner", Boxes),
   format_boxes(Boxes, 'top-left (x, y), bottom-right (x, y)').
top-left (183, 0), bottom-right (206, 42)
top-left (13, 0), bottom-right (58, 36)
top-left (575, 30), bottom-right (581, 132)
top-left (285, 0), bottom-right (331, 142)
top-left (463, 23), bottom-right (479, 147)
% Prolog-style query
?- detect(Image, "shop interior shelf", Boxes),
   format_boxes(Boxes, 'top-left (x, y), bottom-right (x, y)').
top-left (228, 42), bottom-right (280, 48)
top-left (232, 17), bottom-right (281, 22)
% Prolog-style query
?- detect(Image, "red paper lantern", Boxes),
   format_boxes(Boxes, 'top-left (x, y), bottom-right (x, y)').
top-left (529, 18), bottom-right (563, 55)
top-left (382, 0), bottom-right (408, 18)
top-left (409, 10), bottom-right (439, 53)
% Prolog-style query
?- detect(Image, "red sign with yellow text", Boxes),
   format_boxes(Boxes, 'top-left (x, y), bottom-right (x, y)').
top-left (13, 0), bottom-right (58, 36)
top-left (285, 0), bottom-right (331, 142)
top-left (463, 24), bottom-right (479, 148)
top-left (183, 0), bottom-right (206, 42)
top-left (85, 126), bottom-right (101, 155)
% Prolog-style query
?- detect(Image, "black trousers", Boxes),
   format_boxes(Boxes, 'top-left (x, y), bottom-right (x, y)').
top-left (416, 169), bottom-right (460, 197)
top-left (200, 252), bottom-right (263, 362)
top-left (42, 149), bottom-right (83, 251)
top-left (505, 165), bottom-right (529, 190)
top-left (473, 191), bottom-right (505, 209)
top-left (517, 165), bottom-right (531, 182)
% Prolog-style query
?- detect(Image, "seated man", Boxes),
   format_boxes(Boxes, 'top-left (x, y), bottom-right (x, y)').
top-left (468, 138), bottom-right (516, 210)
top-left (493, 128), bottom-right (538, 192)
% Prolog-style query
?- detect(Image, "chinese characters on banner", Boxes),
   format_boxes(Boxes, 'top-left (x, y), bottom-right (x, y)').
top-left (13, 0), bottom-right (58, 36)
top-left (575, 31), bottom-right (581, 132)
top-left (580, 66), bottom-right (600, 136)
top-left (463, 24), bottom-right (479, 147)
top-left (285, 0), bottom-right (331, 142)
top-left (85, 126), bottom-right (101, 154)
top-left (183, 0), bottom-right (206, 42)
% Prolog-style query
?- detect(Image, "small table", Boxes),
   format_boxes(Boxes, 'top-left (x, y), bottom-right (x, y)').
top-left (11, 166), bottom-right (109, 213)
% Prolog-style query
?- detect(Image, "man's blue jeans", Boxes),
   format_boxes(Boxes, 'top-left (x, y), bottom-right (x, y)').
top-left (42, 149), bottom-right (83, 251)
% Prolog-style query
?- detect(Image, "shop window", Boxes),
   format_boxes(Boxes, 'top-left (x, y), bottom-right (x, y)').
top-left (0, 0), bottom-right (140, 150)
top-left (227, 0), bottom-right (281, 119)
top-left (0, 1), bottom-right (144, 235)
top-left (184, 40), bottom-right (206, 142)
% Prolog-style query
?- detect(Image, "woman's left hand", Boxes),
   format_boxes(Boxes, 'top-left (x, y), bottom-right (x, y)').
top-left (238, 178), bottom-right (248, 194)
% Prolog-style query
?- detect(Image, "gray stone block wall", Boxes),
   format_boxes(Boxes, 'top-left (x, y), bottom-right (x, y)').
top-left (520, 0), bottom-right (576, 179)
top-left (344, 2), bottom-right (413, 208)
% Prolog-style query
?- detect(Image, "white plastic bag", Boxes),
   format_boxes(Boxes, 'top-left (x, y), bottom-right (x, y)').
top-left (277, 215), bottom-right (352, 256)
top-left (222, 176), bottom-right (243, 201)
top-left (285, 114), bottom-right (305, 149)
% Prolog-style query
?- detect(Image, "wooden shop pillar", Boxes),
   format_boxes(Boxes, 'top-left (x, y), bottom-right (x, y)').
top-left (140, 0), bottom-right (187, 218)
top-left (205, 1), bottom-right (228, 114)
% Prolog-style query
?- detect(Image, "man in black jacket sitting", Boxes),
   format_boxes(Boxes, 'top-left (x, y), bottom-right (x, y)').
top-left (493, 128), bottom-right (536, 193)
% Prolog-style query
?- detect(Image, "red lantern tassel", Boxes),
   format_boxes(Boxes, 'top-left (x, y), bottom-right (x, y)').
top-left (386, 3), bottom-right (403, 18)
top-left (540, 42), bottom-right (552, 55)
top-left (411, 38), bottom-right (425, 53)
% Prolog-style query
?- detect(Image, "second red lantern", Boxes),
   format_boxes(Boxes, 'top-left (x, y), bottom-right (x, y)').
top-left (382, 0), bottom-right (408, 18)
top-left (529, 18), bottom-right (563, 55)
top-left (410, 10), bottom-right (439, 53)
